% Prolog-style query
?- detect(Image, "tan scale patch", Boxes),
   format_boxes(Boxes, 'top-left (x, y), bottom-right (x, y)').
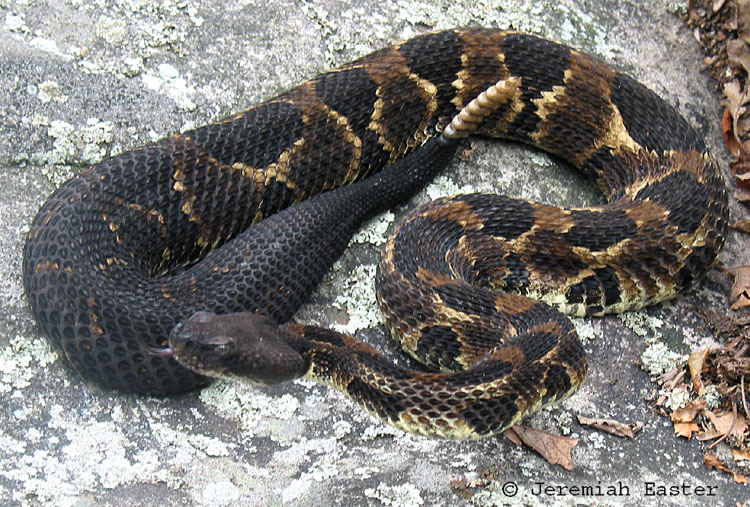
top-left (531, 203), bottom-right (576, 234)
top-left (261, 137), bottom-right (306, 188)
top-left (563, 51), bottom-right (642, 160)
top-left (416, 198), bottom-right (484, 231)
top-left (172, 169), bottom-right (201, 225)
top-left (283, 83), bottom-right (363, 191)
top-left (169, 135), bottom-right (204, 224)
top-left (381, 236), bottom-right (396, 272)
top-left (529, 51), bottom-right (642, 164)
top-left (530, 83), bottom-right (567, 126)
top-left (494, 292), bottom-right (538, 314)
top-left (105, 257), bottom-right (128, 267)
top-left (452, 30), bottom-right (509, 109)
top-left (622, 149), bottom-right (712, 204)
top-left (415, 267), bottom-right (457, 287)
top-left (668, 149), bottom-right (716, 181)
top-left (433, 294), bottom-right (476, 326)
top-left (490, 343), bottom-right (525, 366)
top-left (35, 260), bottom-right (59, 273)
top-left (624, 198), bottom-right (670, 227)
top-left (161, 284), bottom-right (176, 302)
top-left (366, 46), bottom-right (439, 159)
top-left (597, 106), bottom-right (642, 159)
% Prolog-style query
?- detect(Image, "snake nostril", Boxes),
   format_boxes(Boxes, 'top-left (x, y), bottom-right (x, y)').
top-left (191, 311), bottom-right (215, 324)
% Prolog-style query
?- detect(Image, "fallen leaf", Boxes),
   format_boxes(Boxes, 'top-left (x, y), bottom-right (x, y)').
top-left (705, 451), bottom-right (733, 473)
top-left (723, 81), bottom-right (750, 152)
top-left (733, 448), bottom-right (750, 461)
top-left (730, 155), bottom-right (750, 183)
top-left (688, 348), bottom-right (712, 395)
top-left (671, 398), bottom-right (707, 423)
top-left (506, 425), bottom-right (578, 471)
top-left (724, 108), bottom-right (743, 156)
top-left (450, 478), bottom-right (485, 500)
top-left (733, 219), bottom-right (750, 233)
top-left (740, 0), bottom-right (750, 42)
top-left (729, 266), bottom-right (750, 310)
top-left (704, 450), bottom-right (747, 483)
top-left (576, 415), bottom-right (644, 438)
top-left (697, 428), bottom-right (725, 440)
top-left (727, 38), bottom-right (750, 75)
top-left (735, 170), bottom-right (750, 202)
top-left (657, 366), bottom-right (687, 391)
top-left (704, 409), bottom-right (749, 436)
top-left (505, 427), bottom-right (522, 446)
top-left (674, 421), bottom-right (701, 439)
top-left (457, 142), bottom-right (478, 161)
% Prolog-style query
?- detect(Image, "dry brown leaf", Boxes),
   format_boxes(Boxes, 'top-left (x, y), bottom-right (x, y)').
top-left (705, 451), bottom-right (733, 472)
top-left (688, 348), bottom-right (712, 395)
top-left (730, 154), bottom-right (750, 181)
top-left (729, 266), bottom-right (750, 310)
top-left (674, 421), bottom-right (701, 439)
top-left (505, 426), bottom-right (522, 446)
top-left (707, 451), bottom-right (749, 483)
top-left (697, 428), bottom-right (725, 440)
top-left (733, 219), bottom-right (750, 233)
top-left (727, 38), bottom-right (750, 75)
top-left (457, 142), bottom-right (478, 161)
top-left (506, 425), bottom-right (578, 471)
top-left (740, 0), bottom-right (750, 42)
top-left (724, 80), bottom-right (746, 116)
top-left (723, 81), bottom-right (750, 151)
top-left (723, 108), bottom-right (743, 157)
top-left (671, 398), bottom-right (707, 423)
top-left (675, 400), bottom-right (704, 439)
top-left (450, 478), bottom-right (485, 500)
top-left (576, 415), bottom-right (644, 438)
top-left (704, 409), bottom-right (749, 436)
top-left (733, 448), bottom-right (750, 461)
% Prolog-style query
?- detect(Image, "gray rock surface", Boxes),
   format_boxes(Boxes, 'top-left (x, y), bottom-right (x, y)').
top-left (1, 0), bottom-right (748, 505)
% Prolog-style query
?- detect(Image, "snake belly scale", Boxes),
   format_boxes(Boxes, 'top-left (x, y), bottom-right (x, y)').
top-left (23, 29), bottom-right (728, 439)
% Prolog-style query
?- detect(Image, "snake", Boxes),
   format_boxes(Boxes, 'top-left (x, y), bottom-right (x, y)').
top-left (23, 28), bottom-right (729, 439)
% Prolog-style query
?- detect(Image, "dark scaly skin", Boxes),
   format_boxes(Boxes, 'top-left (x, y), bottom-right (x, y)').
top-left (23, 130), bottom-right (458, 394)
top-left (24, 29), bottom-right (728, 438)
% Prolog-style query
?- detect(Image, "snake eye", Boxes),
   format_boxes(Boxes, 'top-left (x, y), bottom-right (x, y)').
top-left (214, 345), bottom-right (231, 357)
top-left (205, 335), bottom-right (233, 356)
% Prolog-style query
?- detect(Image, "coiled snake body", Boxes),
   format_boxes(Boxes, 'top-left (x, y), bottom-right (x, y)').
top-left (23, 29), bottom-right (728, 439)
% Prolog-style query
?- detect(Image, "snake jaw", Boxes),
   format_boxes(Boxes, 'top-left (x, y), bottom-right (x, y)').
top-left (168, 311), bottom-right (309, 384)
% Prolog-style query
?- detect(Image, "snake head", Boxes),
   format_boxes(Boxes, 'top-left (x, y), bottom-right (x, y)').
top-left (168, 311), bottom-right (308, 385)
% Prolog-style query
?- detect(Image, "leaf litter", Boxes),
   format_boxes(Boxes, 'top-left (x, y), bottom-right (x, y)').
top-left (679, 0), bottom-right (750, 482)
